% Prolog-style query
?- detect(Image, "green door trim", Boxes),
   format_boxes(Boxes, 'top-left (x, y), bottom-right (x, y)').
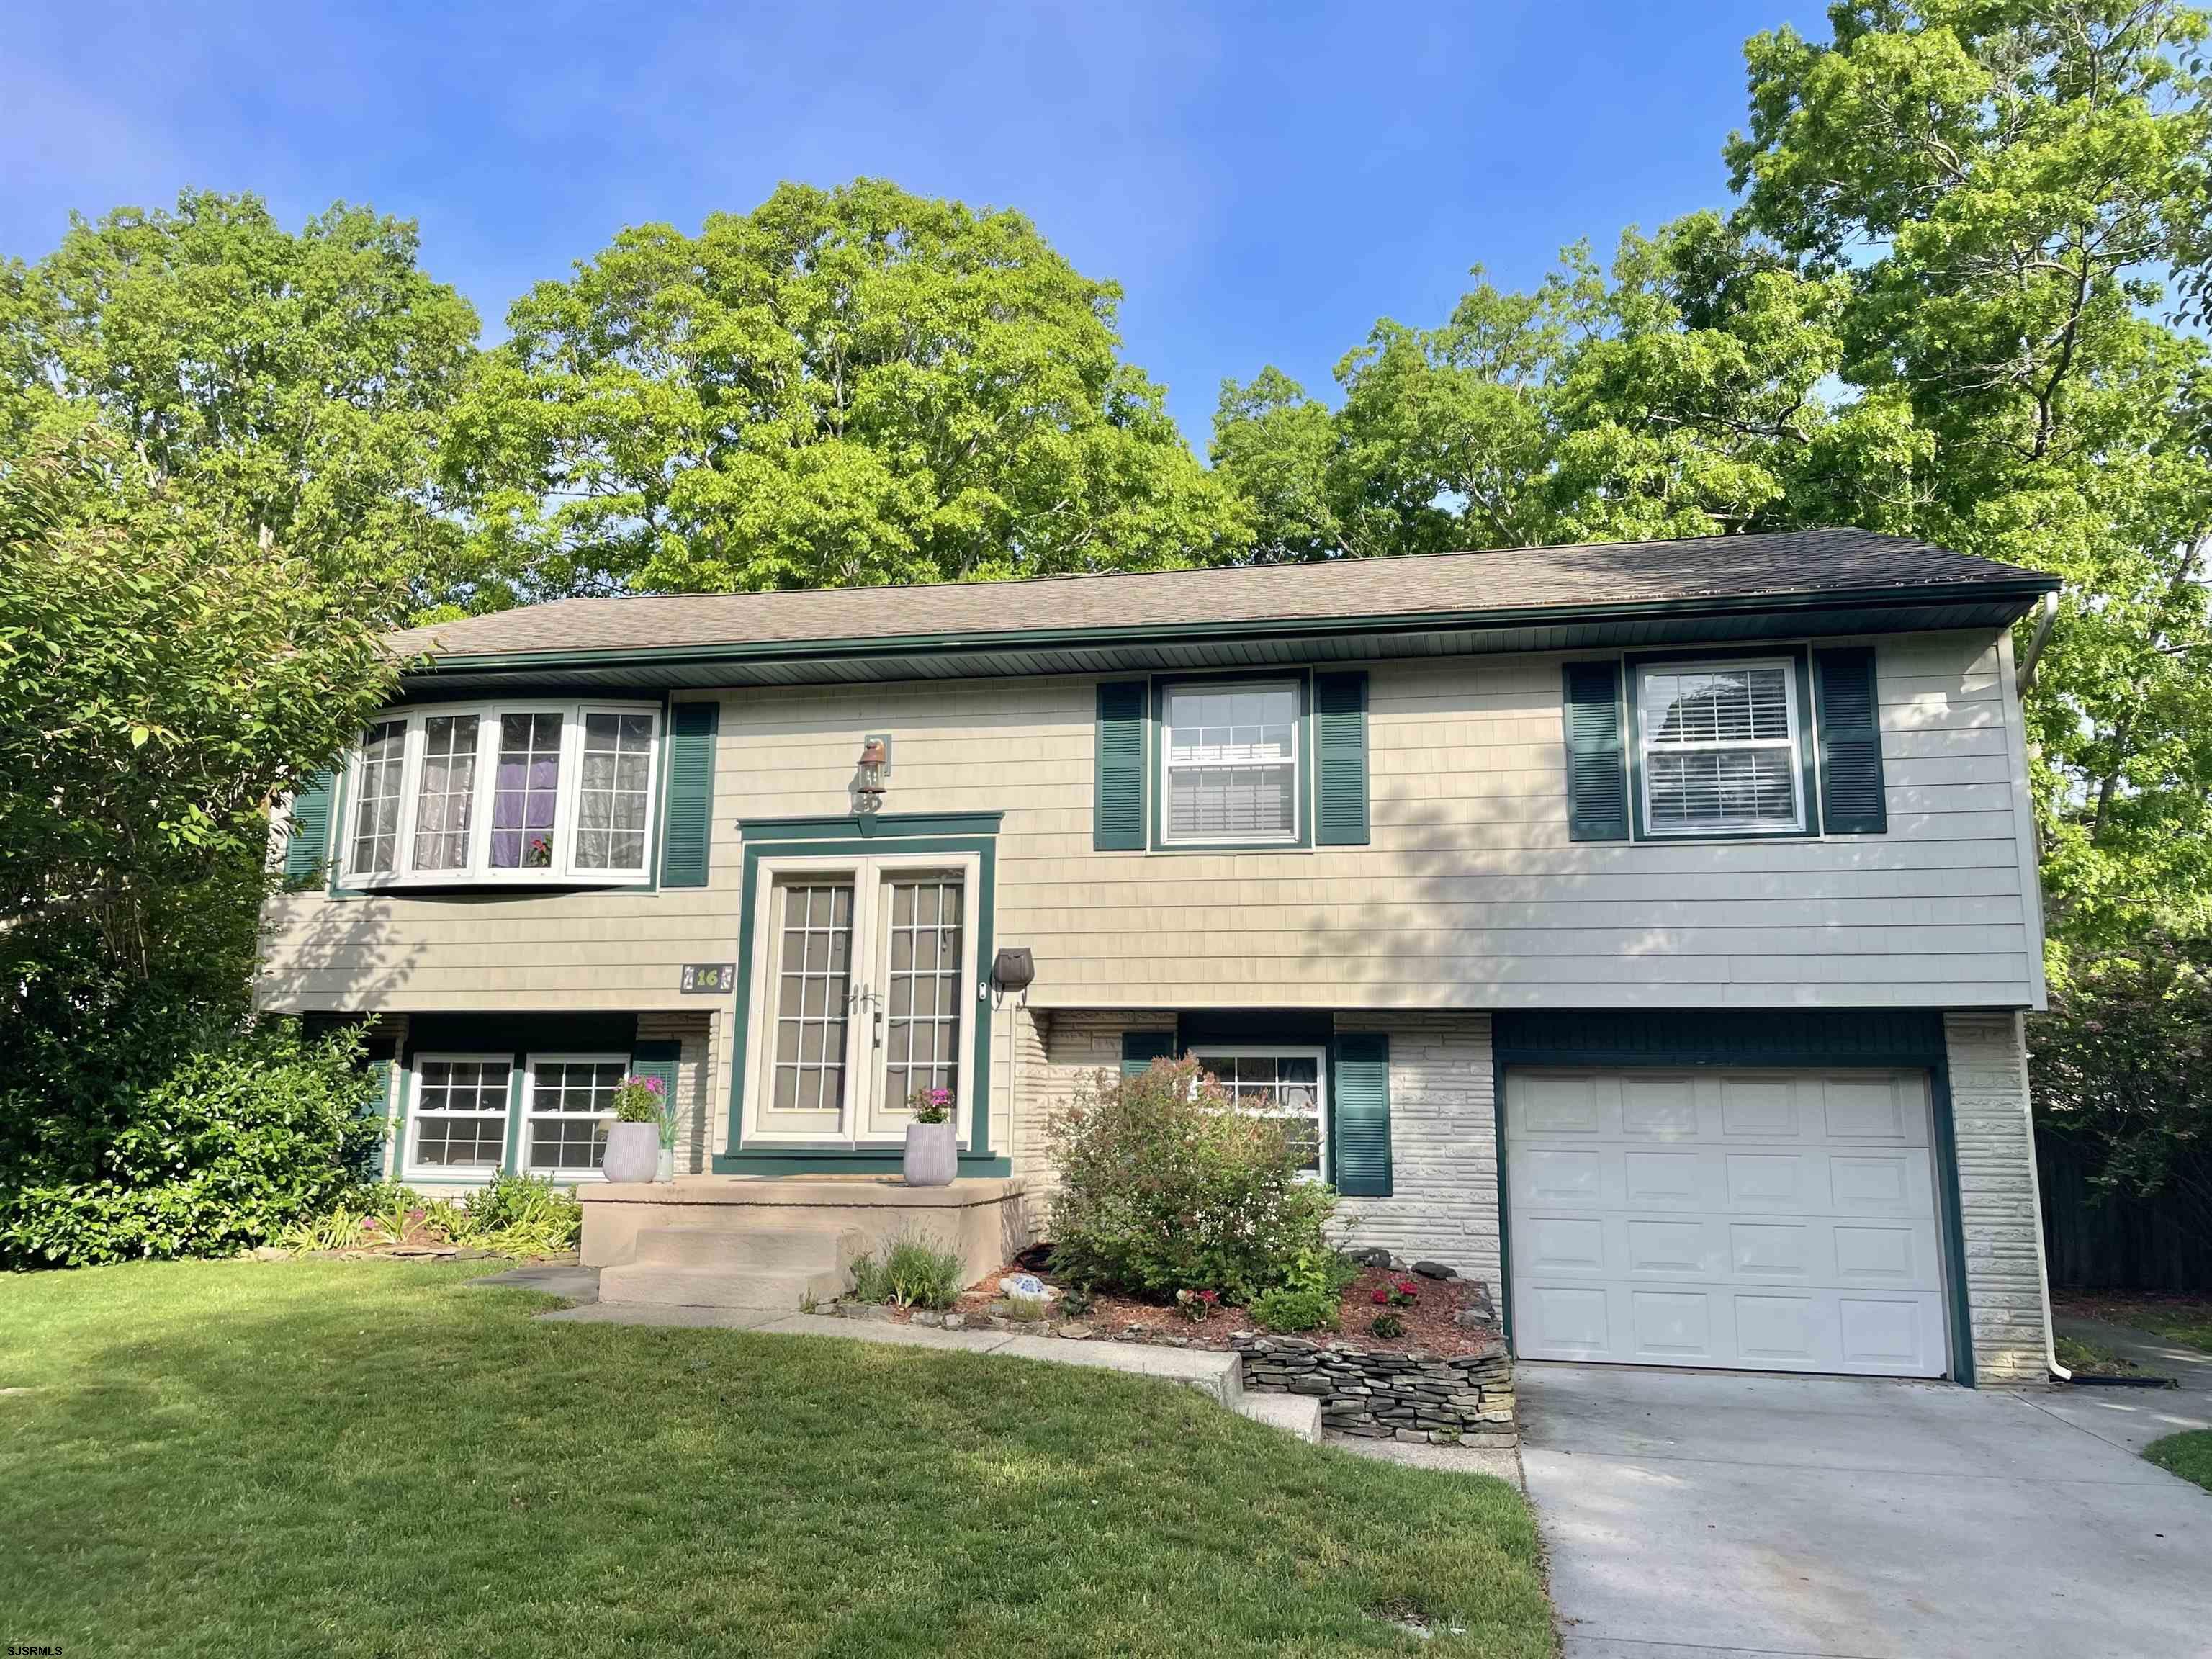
top-left (715, 824), bottom-right (1004, 1177)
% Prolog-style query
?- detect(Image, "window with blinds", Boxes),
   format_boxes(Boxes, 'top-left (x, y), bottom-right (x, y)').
top-left (1637, 660), bottom-right (1804, 835)
top-left (1161, 682), bottom-right (1300, 844)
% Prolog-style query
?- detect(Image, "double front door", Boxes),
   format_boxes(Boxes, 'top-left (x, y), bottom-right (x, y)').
top-left (742, 853), bottom-right (979, 1148)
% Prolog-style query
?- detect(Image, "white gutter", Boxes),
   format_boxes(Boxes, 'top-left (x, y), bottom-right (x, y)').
top-left (2016, 590), bottom-right (2060, 696)
top-left (2015, 1009), bottom-right (2070, 1381)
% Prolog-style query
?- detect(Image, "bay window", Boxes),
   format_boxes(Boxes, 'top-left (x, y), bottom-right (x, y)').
top-left (338, 700), bottom-right (662, 887)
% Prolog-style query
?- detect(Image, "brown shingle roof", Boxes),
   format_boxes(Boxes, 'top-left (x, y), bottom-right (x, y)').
top-left (387, 528), bottom-right (2054, 662)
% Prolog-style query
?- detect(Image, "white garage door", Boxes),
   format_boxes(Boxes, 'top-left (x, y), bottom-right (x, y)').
top-left (1505, 1067), bottom-right (1948, 1377)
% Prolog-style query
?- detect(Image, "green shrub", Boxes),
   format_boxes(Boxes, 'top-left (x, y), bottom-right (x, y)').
top-left (1250, 1246), bottom-right (1355, 1334)
top-left (848, 1228), bottom-right (966, 1310)
top-left (453, 1173), bottom-right (581, 1254)
top-left (1045, 1057), bottom-right (1338, 1304)
top-left (0, 1022), bottom-right (384, 1268)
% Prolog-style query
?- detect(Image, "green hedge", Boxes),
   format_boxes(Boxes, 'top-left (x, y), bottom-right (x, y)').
top-left (1, 1022), bottom-right (385, 1269)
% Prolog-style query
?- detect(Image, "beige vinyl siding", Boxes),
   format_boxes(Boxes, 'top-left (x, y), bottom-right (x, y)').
top-left (258, 628), bottom-right (2043, 1157)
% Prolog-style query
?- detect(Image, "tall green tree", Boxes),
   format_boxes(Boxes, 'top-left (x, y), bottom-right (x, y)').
top-left (1213, 0), bottom-right (2212, 956)
top-left (1728, 0), bottom-right (2212, 948)
top-left (0, 412), bottom-right (397, 1169)
top-left (0, 190), bottom-right (482, 621)
top-left (451, 179), bottom-right (1244, 598)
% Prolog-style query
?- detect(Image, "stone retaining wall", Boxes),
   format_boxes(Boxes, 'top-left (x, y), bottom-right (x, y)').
top-left (1231, 1331), bottom-right (1516, 1447)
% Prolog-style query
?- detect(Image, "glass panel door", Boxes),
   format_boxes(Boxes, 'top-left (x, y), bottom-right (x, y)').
top-left (867, 871), bottom-right (966, 1138)
top-left (761, 878), bottom-right (856, 1136)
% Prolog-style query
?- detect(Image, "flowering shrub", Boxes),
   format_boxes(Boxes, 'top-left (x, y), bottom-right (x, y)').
top-left (1045, 1056), bottom-right (1337, 1304)
top-left (1373, 1277), bottom-right (1419, 1308)
top-left (1174, 1287), bottom-right (1220, 1323)
top-left (908, 1084), bottom-right (955, 1125)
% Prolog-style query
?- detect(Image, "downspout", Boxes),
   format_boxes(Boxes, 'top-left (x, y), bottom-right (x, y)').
top-left (2015, 1009), bottom-right (2070, 1382)
top-left (2016, 590), bottom-right (2059, 696)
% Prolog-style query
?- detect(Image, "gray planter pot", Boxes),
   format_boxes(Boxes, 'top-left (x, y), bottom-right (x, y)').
top-left (903, 1120), bottom-right (958, 1187)
top-left (655, 1146), bottom-right (676, 1182)
top-left (602, 1121), bottom-right (660, 1184)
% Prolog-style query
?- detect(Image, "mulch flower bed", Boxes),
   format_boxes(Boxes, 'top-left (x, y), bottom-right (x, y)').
top-left (872, 1249), bottom-right (1503, 1357)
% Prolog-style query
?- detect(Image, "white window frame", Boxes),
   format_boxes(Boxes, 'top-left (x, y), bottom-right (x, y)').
top-left (1158, 678), bottom-right (1303, 848)
top-left (338, 698), bottom-right (662, 889)
top-left (1189, 1045), bottom-right (1330, 1184)
top-left (1635, 656), bottom-right (1806, 838)
top-left (403, 1052), bottom-right (516, 1181)
top-left (520, 1051), bottom-right (629, 1181)
top-left (738, 850), bottom-right (984, 1153)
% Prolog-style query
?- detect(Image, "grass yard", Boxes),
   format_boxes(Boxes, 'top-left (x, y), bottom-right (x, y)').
top-left (2051, 1290), bottom-right (2212, 1355)
top-left (2146, 1430), bottom-right (2212, 1493)
top-left (0, 1261), bottom-right (1554, 1658)
top-left (2052, 1331), bottom-right (2141, 1377)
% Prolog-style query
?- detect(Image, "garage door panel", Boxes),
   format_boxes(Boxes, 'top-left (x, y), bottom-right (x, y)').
top-left (1718, 1076), bottom-right (1799, 1138)
top-left (1508, 1066), bottom-right (1947, 1379)
top-left (1516, 1072), bottom-right (1606, 1135)
top-left (1622, 1148), bottom-right (1704, 1208)
top-left (1619, 1075), bottom-right (1699, 1138)
top-left (1820, 1075), bottom-right (1919, 1142)
top-left (1624, 1218), bottom-right (1712, 1276)
top-left (1523, 1214), bottom-right (1609, 1274)
top-left (1628, 1289), bottom-right (1714, 1361)
top-left (1523, 1284), bottom-right (1612, 1354)
top-left (1729, 1220), bottom-right (1812, 1279)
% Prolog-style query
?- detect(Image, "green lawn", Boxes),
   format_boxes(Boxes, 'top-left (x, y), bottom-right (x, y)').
top-left (0, 1261), bottom-right (1554, 1658)
top-left (2146, 1430), bottom-right (2212, 1493)
top-left (2053, 1291), bottom-right (2212, 1355)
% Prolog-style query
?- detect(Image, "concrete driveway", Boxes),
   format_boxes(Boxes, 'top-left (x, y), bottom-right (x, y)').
top-left (1519, 1361), bottom-right (2212, 1659)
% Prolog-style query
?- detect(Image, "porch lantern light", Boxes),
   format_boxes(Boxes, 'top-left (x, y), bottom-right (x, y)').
top-left (854, 734), bottom-right (891, 815)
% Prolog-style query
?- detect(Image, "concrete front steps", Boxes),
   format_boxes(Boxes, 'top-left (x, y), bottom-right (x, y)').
top-left (596, 1223), bottom-right (864, 1310)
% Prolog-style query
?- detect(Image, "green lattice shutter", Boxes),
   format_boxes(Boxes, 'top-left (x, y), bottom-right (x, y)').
top-left (283, 770), bottom-right (336, 885)
top-left (660, 702), bottom-right (719, 887)
top-left (1815, 647), bottom-right (1887, 835)
top-left (1313, 671), bottom-right (1370, 846)
top-left (1120, 1030), bottom-right (1176, 1079)
top-left (1561, 662), bottom-right (1629, 842)
top-left (1094, 681), bottom-right (1147, 850)
top-left (1331, 1033), bottom-right (1393, 1197)
top-left (629, 1038), bottom-right (683, 1166)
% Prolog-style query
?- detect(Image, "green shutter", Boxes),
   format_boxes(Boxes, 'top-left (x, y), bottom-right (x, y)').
top-left (1120, 1030), bottom-right (1176, 1079)
top-left (660, 702), bottom-right (719, 887)
top-left (365, 1058), bottom-right (393, 1123)
top-left (1561, 662), bottom-right (1629, 842)
top-left (1331, 1033), bottom-right (1392, 1197)
top-left (629, 1038), bottom-right (683, 1161)
top-left (1094, 680), bottom-right (1148, 850)
top-left (1313, 671), bottom-right (1370, 846)
top-left (283, 770), bottom-right (335, 884)
top-left (629, 1039), bottom-right (681, 1100)
top-left (1815, 647), bottom-right (1887, 835)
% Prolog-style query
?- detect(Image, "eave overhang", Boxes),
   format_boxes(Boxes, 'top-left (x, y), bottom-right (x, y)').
top-left (392, 575), bottom-right (2060, 700)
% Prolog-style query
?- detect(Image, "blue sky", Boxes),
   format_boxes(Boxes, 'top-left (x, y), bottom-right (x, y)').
top-left (1, 1), bottom-right (1830, 444)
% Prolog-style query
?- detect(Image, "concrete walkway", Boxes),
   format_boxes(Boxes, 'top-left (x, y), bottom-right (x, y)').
top-left (1519, 1361), bottom-right (2212, 1659)
top-left (2041, 1313), bottom-right (2212, 1456)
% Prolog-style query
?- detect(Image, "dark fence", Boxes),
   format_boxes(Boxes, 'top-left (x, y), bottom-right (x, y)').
top-left (2036, 1128), bottom-right (2212, 1292)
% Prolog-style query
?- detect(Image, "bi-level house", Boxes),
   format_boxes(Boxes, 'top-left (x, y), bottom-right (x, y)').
top-left (259, 528), bottom-right (2064, 1386)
